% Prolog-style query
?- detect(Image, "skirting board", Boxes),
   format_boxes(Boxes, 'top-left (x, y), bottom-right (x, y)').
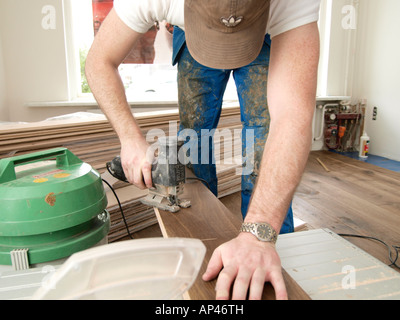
top-left (276, 229), bottom-right (400, 300)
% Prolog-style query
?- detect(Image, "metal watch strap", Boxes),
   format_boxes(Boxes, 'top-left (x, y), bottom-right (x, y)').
top-left (240, 222), bottom-right (278, 243)
top-left (240, 222), bottom-right (256, 234)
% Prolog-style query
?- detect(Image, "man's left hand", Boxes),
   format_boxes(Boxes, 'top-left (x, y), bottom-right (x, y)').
top-left (202, 232), bottom-right (288, 300)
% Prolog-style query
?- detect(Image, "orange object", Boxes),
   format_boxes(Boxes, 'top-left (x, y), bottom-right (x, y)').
top-left (338, 126), bottom-right (346, 138)
top-left (92, 0), bottom-right (114, 35)
top-left (92, 0), bottom-right (158, 64)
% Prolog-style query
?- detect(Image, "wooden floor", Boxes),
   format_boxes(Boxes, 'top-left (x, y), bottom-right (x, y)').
top-left (135, 150), bottom-right (400, 271)
top-left (293, 151), bottom-right (400, 267)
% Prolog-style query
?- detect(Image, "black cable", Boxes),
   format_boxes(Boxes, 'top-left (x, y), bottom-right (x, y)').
top-left (102, 178), bottom-right (133, 239)
top-left (103, 172), bottom-right (208, 238)
top-left (393, 245), bottom-right (400, 268)
top-left (186, 176), bottom-right (210, 190)
top-left (339, 233), bottom-right (400, 269)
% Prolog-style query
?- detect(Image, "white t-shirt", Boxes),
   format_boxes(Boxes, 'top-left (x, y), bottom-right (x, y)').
top-left (114, 0), bottom-right (321, 38)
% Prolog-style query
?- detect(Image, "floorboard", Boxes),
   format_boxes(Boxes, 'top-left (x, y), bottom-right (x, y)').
top-left (293, 151), bottom-right (400, 267)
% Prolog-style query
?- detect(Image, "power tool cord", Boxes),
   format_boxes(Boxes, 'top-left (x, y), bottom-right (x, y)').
top-left (339, 233), bottom-right (400, 270)
top-left (102, 178), bottom-right (133, 239)
top-left (101, 172), bottom-right (209, 241)
top-left (186, 176), bottom-right (210, 189)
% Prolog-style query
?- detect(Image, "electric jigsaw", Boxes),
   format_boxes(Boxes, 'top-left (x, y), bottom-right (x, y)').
top-left (106, 136), bottom-right (191, 213)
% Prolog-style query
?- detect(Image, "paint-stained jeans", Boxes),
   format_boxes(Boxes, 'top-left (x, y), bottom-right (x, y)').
top-left (173, 27), bottom-right (294, 234)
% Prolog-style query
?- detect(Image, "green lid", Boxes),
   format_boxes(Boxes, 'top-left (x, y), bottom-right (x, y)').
top-left (0, 148), bottom-right (109, 265)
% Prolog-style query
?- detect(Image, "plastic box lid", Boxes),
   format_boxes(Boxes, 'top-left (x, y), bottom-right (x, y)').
top-left (31, 237), bottom-right (206, 300)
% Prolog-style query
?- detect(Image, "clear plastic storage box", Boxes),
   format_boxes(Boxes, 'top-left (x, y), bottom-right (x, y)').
top-left (32, 237), bottom-right (206, 300)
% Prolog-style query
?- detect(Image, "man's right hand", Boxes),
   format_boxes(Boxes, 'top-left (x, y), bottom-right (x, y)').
top-left (120, 137), bottom-right (154, 190)
top-left (85, 8), bottom-right (154, 191)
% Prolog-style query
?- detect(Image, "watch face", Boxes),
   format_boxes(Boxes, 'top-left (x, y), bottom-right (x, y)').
top-left (256, 224), bottom-right (271, 240)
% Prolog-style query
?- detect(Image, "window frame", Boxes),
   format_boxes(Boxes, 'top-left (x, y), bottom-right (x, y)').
top-left (29, 0), bottom-right (354, 109)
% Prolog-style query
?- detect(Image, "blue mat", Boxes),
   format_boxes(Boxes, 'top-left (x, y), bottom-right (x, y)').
top-left (330, 151), bottom-right (400, 173)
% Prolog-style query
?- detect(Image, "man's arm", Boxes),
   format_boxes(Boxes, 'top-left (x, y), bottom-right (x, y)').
top-left (247, 21), bottom-right (320, 235)
top-left (85, 9), bottom-right (153, 189)
top-left (202, 22), bottom-right (320, 300)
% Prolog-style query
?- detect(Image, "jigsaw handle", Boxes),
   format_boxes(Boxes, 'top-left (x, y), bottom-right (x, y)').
top-left (106, 156), bottom-right (128, 182)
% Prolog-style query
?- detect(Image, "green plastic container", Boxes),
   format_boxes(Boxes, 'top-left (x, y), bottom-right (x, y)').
top-left (0, 148), bottom-right (109, 266)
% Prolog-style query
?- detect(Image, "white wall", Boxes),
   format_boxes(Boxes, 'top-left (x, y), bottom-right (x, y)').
top-left (352, 0), bottom-right (400, 161)
top-left (317, 0), bottom-right (358, 97)
top-left (0, 0), bottom-right (71, 122)
top-left (0, 32), bottom-right (8, 121)
top-left (0, 0), bottom-right (176, 123)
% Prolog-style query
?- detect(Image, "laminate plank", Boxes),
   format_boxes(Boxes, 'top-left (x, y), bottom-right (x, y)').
top-left (155, 178), bottom-right (310, 300)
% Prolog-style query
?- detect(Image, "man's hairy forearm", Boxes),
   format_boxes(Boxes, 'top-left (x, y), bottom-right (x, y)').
top-left (85, 9), bottom-right (145, 145)
top-left (245, 117), bottom-right (313, 233)
top-left (85, 61), bottom-right (143, 144)
top-left (245, 22), bottom-right (319, 233)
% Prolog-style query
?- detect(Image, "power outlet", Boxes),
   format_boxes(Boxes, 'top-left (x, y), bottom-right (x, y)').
top-left (373, 107), bottom-right (378, 121)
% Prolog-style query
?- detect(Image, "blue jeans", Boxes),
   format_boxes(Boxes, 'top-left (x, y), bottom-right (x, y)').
top-left (173, 27), bottom-right (294, 234)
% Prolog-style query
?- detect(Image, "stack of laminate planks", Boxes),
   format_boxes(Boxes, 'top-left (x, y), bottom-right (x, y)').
top-left (0, 109), bottom-right (183, 173)
top-left (0, 106), bottom-right (244, 240)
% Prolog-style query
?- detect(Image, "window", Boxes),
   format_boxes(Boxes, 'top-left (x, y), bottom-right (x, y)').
top-left (68, 0), bottom-right (354, 104)
top-left (69, 0), bottom-right (239, 104)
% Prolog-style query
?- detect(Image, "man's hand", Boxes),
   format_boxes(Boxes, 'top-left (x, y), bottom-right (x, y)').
top-left (202, 232), bottom-right (288, 300)
top-left (120, 137), bottom-right (154, 189)
top-left (86, 9), bottom-right (154, 191)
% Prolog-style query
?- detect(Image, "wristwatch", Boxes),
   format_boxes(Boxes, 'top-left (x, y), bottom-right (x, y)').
top-left (240, 222), bottom-right (278, 243)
